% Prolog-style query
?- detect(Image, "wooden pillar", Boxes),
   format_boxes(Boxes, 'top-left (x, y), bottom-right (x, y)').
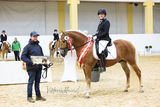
top-left (58, 1), bottom-right (65, 32)
top-left (143, 0), bottom-right (154, 34)
top-left (127, 3), bottom-right (133, 34)
top-left (67, 0), bottom-right (80, 30)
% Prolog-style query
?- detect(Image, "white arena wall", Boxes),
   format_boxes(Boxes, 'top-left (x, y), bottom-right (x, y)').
top-left (0, 1), bottom-right (160, 35)
top-left (5, 34), bottom-right (160, 60)
top-left (0, 61), bottom-right (52, 84)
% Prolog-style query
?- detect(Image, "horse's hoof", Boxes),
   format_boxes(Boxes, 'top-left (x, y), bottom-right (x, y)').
top-left (84, 96), bottom-right (90, 99)
top-left (139, 90), bottom-right (144, 93)
top-left (123, 89), bottom-right (128, 92)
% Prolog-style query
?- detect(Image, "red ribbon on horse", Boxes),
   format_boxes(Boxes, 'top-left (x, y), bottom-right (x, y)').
top-left (77, 37), bottom-right (93, 66)
top-left (67, 38), bottom-right (73, 56)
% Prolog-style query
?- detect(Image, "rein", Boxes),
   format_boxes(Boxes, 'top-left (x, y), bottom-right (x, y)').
top-left (60, 32), bottom-right (92, 51)
top-left (42, 63), bottom-right (53, 79)
top-left (60, 40), bottom-right (91, 51)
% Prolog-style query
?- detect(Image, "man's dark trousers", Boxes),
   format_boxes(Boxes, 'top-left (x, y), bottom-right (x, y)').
top-left (27, 70), bottom-right (42, 98)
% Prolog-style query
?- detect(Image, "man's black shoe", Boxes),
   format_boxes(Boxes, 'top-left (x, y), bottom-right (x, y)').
top-left (36, 96), bottom-right (46, 101)
top-left (27, 97), bottom-right (35, 103)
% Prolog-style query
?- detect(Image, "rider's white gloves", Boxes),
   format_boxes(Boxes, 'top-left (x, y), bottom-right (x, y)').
top-left (93, 36), bottom-right (97, 40)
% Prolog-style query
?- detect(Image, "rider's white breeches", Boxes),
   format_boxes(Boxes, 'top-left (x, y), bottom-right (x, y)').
top-left (99, 40), bottom-right (109, 53)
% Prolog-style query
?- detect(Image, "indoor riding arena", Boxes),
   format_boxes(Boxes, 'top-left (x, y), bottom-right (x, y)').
top-left (0, 0), bottom-right (160, 107)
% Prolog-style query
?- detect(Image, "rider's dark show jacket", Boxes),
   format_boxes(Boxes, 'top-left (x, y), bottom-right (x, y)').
top-left (96, 18), bottom-right (111, 42)
top-left (0, 34), bottom-right (7, 43)
top-left (53, 33), bottom-right (59, 41)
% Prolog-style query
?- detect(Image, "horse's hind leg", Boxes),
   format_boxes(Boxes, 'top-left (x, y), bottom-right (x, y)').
top-left (130, 63), bottom-right (144, 93)
top-left (120, 61), bottom-right (130, 92)
top-left (127, 55), bottom-right (144, 93)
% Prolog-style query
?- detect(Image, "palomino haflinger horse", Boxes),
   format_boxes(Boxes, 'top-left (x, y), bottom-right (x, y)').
top-left (49, 40), bottom-right (61, 58)
top-left (58, 30), bottom-right (143, 98)
top-left (0, 41), bottom-right (11, 60)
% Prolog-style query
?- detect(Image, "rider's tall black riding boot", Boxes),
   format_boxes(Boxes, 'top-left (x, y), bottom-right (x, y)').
top-left (0, 44), bottom-right (2, 51)
top-left (100, 51), bottom-right (106, 73)
top-left (52, 45), bottom-right (54, 50)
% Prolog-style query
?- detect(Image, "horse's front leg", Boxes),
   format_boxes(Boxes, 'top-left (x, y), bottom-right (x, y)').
top-left (50, 50), bottom-right (53, 58)
top-left (83, 65), bottom-right (92, 98)
top-left (2, 53), bottom-right (4, 60)
top-left (0, 52), bottom-right (1, 60)
top-left (6, 53), bottom-right (8, 60)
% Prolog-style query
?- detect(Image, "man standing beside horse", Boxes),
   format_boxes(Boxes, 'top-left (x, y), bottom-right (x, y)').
top-left (21, 31), bottom-right (46, 103)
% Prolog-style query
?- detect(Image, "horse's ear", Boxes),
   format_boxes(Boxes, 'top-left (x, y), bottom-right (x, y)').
top-left (60, 31), bottom-right (64, 34)
top-left (60, 31), bottom-right (65, 37)
top-left (59, 31), bottom-right (64, 40)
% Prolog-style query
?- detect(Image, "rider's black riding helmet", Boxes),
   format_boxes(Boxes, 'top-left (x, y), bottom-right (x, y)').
top-left (2, 30), bottom-right (6, 33)
top-left (54, 29), bottom-right (58, 32)
top-left (97, 9), bottom-right (107, 16)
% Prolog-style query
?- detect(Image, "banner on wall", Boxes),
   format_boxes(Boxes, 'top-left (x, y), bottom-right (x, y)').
top-left (0, 1), bottom-right (59, 36)
top-left (0, 2), bottom-right (45, 36)
top-left (153, 4), bottom-right (160, 33)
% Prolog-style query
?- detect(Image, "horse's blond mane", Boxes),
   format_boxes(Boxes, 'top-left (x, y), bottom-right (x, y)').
top-left (66, 30), bottom-right (88, 37)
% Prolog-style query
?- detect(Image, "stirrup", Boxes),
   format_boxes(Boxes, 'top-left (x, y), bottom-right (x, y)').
top-left (100, 67), bottom-right (106, 73)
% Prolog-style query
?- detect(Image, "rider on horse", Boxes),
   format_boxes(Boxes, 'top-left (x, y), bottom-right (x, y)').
top-left (0, 30), bottom-right (7, 51)
top-left (52, 29), bottom-right (59, 49)
top-left (92, 9), bottom-right (112, 72)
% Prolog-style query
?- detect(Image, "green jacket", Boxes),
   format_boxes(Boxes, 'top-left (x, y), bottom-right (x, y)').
top-left (12, 41), bottom-right (21, 51)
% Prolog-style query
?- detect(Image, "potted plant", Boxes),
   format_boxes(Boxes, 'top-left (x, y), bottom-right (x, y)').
top-left (149, 45), bottom-right (152, 53)
top-left (145, 45), bottom-right (152, 55)
top-left (145, 46), bottom-right (149, 52)
top-left (149, 45), bottom-right (152, 49)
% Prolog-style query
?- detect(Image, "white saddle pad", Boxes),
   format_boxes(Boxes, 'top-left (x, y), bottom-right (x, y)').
top-left (93, 41), bottom-right (117, 60)
top-left (51, 41), bottom-right (57, 48)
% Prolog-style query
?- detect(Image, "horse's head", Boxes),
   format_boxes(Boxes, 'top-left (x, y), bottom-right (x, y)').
top-left (2, 42), bottom-right (11, 53)
top-left (58, 30), bottom-right (88, 57)
top-left (55, 40), bottom-right (61, 57)
top-left (59, 32), bottom-right (73, 57)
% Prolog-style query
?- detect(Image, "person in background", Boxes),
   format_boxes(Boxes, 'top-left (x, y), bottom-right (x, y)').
top-left (52, 29), bottom-right (59, 49)
top-left (21, 31), bottom-right (46, 103)
top-left (12, 37), bottom-right (21, 61)
top-left (0, 30), bottom-right (7, 51)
